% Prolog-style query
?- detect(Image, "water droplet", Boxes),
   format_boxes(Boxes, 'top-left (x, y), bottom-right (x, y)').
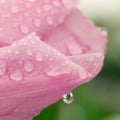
top-left (7, 49), bottom-right (11, 53)
top-left (47, 16), bottom-right (53, 25)
top-left (36, 52), bottom-right (43, 61)
top-left (10, 69), bottom-right (23, 81)
top-left (43, 4), bottom-right (51, 11)
top-left (26, 49), bottom-right (33, 56)
top-left (98, 27), bottom-right (108, 36)
top-left (24, 60), bottom-right (34, 72)
top-left (44, 64), bottom-right (72, 77)
top-left (11, 6), bottom-right (19, 13)
top-left (14, 49), bottom-right (20, 55)
top-left (36, 7), bottom-right (41, 14)
top-left (63, 92), bottom-right (74, 104)
top-left (34, 18), bottom-right (41, 27)
top-left (20, 25), bottom-right (30, 34)
top-left (0, 60), bottom-right (6, 75)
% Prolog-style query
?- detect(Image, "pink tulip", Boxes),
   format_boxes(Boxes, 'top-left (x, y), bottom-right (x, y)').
top-left (0, 0), bottom-right (107, 120)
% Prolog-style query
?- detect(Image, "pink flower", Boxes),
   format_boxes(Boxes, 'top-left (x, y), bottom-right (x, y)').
top-left (0, 0), bottom-right (107, 120)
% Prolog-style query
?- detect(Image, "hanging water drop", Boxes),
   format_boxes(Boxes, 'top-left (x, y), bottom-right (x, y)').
top-left (14, 49), bottom-right (20, 55)
top-left (24, 60), bottom-right (34, 72)
top-left (63, 92), bottom-right (74, 104)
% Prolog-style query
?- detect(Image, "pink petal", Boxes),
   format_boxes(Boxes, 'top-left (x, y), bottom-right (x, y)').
top-left (45, 9), bottom-right (107, 55)
top-left (0, 0), bottom-right (77, 45)
top-left (0, 2), bottom-right (107, 120)
top-left (0, 33), bottom-right (92, 120)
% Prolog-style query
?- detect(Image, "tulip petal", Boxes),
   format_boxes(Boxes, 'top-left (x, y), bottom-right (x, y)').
top-left (0, 33), bottom-right (91, 120)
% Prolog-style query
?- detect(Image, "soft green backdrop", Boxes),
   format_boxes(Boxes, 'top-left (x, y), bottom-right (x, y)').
top-left (33, 1), bottom-right (120, 120)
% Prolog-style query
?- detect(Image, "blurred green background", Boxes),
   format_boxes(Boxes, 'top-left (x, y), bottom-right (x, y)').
top-left (33, 1), bottom-right (120, 120)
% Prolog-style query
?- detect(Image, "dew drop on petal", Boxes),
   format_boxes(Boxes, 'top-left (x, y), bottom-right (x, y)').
top-left (20, 25), bottom-right (30, 34)
top-left (63, 92), bottom-right (74, 104)
top-left (0, 60), bottom-right (6, 75)
top-left (34, 18), bottom-right (41, 27)
top-left (14, 49), bottom-right (20, 55)
top-left (36, 7), bottom-right (41, 14)
top-left (26, 49), bottom-right (33, 56)
top-left (47, 16), bottom-right (53, 25)
top-left (11, 6), bottom-right (19, 13)
top-left (10, 69), bottom-right (23, 81)
top-left (24, 60), bottom-right (34, 72)
top-left (36, 52), bottom-right (43, 61)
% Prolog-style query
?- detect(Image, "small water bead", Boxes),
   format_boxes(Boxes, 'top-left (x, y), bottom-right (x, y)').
top-left (26, 49), bottom-right (33, 56)
top-left (10, 69), bottom-right (23, 81)
top-left (63, 92), bottom-right (74, 104)
top-left (14, 49), bottom-right (20, 55)
top-left (44, 63), bottom-right (72, 77)
top-left (34, 18), bottom-right (41, 27)
top-left (20, 25), bottom-right (30, 34)
top-left (24, 60), bottom-right (34, 72)
top-left (0, 60), bottom-right (7, 75)
top-left (36, 52), bottom-right (43, 61)
top-left (11, 6), bottom-right (19, 13)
